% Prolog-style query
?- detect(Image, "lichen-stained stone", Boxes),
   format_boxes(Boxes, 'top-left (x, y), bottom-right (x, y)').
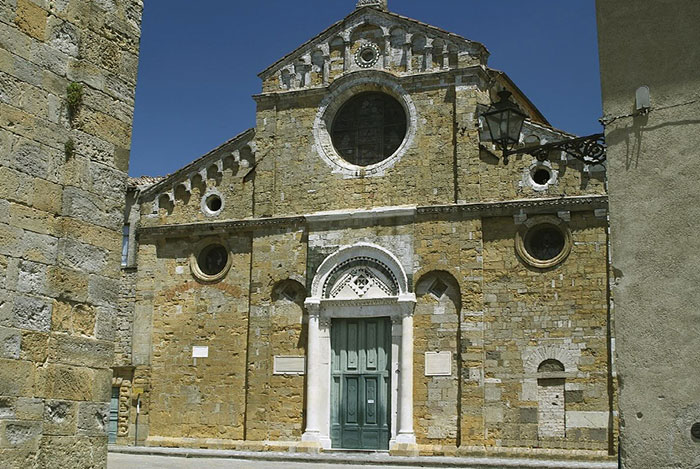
top-left (0, 358), bottom-right (35, 396)
top-left (0, 326), bottom-right (21, 359)
top-left (76, 401), bottom-right (109, 437)
top-left (19, 331), bottom-right (49, 363)
top-left (12, 294), bottom-right (52, 332)
top-left (14, 0), bottom-right (47, 41)
top-left (43, 400), bottom-right (78, 436)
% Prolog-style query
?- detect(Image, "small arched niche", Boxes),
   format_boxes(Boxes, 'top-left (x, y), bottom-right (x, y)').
top-left (157, 194), bottom-right (173, 216)
top-left (271, 279), bottom-right (307, 350)
top-left (411, 35), bottom-right (427, 71)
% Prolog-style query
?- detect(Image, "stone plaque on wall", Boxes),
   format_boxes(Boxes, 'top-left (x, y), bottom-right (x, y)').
top-left (425, 351), bottom-right (452, 376)
top-left (273, 356), bottom-right (306, 374)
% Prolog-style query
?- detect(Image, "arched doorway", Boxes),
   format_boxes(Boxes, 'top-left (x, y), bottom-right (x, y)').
top-left (302, 243), bottom-right (416, 450)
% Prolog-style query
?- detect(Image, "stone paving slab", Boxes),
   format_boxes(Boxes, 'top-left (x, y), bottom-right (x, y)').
top-left (108, 445), bottom-right (618, 469)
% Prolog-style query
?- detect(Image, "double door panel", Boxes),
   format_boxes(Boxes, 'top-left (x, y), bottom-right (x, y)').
top-left (331, 317), bottom-right (391, 450)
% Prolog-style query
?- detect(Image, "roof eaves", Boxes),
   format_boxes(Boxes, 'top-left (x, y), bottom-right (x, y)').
top-left (140, 128), bottom-right (255, 198)
top-left (488, 69), bottom-right (550, 126)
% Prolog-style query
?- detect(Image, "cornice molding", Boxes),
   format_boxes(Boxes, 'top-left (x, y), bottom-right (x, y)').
top-left (138, 195), bottom-right (608, 239)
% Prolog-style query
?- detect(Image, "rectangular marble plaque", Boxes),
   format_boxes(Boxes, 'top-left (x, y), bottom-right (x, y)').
top-left (273, 356), bottom-right (306, 375)
top-left (425, 351), bottom-right (452, 376)
top-left (192, 346), bottom-right (209, 358)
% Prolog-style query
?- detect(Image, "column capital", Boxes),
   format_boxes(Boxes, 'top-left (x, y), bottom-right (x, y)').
top-left (304, 297), bottom-right (321, 314)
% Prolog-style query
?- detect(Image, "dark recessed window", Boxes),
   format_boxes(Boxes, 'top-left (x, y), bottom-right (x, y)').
top-left (331, 92), bottom-right (407, 166)
top-left (361, 48), bottom-right (375, 63)
top-left (205, 194), bottom-right (222, 213)
top-left (532, 168), bottom-right (551, 185)
top-left (428, 278), bottom-right (448, 299)
top-left (197, 244), bottom-right (228, 276)
top-left (524, 224), bottom-right (565, 261)
top-left (538, 359), bottom-right (565, 373)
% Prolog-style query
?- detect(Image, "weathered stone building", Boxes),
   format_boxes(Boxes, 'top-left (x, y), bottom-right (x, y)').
top-left (0, 0), bottom-right (143, 468)
top-left (597, 1), bottom-right (700, 468)
top-left (116, 0), bottom-right (615, 461)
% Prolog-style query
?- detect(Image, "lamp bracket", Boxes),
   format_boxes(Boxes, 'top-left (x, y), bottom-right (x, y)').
top-left (508, 133), bottom-right (606, 165)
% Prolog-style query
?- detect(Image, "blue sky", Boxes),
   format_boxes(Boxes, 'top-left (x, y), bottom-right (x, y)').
top-left (129, 1), bottom-right (601, 177)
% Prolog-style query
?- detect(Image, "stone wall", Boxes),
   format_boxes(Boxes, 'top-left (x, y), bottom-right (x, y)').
top-left (115, 268), bottom-right (135, 366)
top-left (144, 234), bottom-right (251, 440)
top-left (481, 212), bottom-right (611, 451)
top-left (128, 205), bottom-right (613, 456)
top-left (0, 1), bottom-right (142, 467)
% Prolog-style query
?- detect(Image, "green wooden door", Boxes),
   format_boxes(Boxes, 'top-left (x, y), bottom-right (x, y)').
top-left (331, 317), bottom-right (391, 449)
top-left (108, 387), bottom-right (119, 444)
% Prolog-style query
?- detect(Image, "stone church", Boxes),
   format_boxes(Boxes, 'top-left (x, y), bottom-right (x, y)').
top-left (114, 0), bottom-right (615, 460)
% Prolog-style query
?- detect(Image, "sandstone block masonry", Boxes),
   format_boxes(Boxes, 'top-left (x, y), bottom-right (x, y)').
top-left (0, 1), bottom-right (143, 468)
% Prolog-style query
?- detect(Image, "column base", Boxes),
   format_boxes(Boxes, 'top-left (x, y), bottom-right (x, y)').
top-left (301, 431), bottom-right (332, 451)
top-left (390, 434), bottom-right (419, 457)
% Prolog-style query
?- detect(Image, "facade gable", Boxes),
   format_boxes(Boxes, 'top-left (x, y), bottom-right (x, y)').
top-left (259, 6), bottom-right (488, 93)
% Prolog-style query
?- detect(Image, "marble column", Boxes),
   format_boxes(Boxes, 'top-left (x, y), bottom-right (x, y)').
top-left (396, 311), bottom-right (416, 443)
top-left (301, 301), bottom-right (324, 445)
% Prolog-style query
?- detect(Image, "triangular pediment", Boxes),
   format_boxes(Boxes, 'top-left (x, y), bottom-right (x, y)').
top-left (258, 7), bottom-right (488, 92)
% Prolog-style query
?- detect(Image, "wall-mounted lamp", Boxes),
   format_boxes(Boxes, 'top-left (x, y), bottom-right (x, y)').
top-left (635, 85), bottom-right (651, 115)
top-left (482, 90), bottom-right (606, 166)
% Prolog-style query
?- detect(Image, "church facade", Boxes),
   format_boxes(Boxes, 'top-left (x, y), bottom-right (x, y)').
top-left (114, 0), bottom-right (615, 460)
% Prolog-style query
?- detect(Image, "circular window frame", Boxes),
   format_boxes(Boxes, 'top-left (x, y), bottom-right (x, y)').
top-left (190, 238), bottom-right (232, 283)
top-left (313, 72), bottom-right (417, 178)
top-left (354, 42), bottom-right (381, 68)
top-left (200, 189), bottom-right (224, 217)
top-left (523, 160), bottom-right (558, 192)
top-left (515, 216), bottom-right (572, 269)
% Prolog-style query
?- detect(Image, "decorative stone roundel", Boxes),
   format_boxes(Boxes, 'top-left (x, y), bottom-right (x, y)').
top-left (355, 42), bottom-right (381, 68)
top-left (515, 215), bottom-right (572, 269)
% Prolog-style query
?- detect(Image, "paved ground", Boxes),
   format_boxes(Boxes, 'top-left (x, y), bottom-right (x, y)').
top-left (108, 447), bottom-right (618, 469)
top-left (108, 452), bottom-right (414, 469)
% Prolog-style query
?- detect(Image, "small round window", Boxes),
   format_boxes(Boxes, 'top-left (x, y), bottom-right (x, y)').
top-left (524, 224), bottom-right (565, 261)
top-left (206, 194), bottom-right (222, 212)
top-left (201, 192), bottom-right (224, 216)
top-left (330, 92), bottom-right (407, 167)
top-left (191, 243), bottom-right (231, 282)
top-left (355, 43), bottom-right (380, 68)
top-left (532, 167), bottom-right (552, 186)
top-left (516, 219), bottom-right (572, 268)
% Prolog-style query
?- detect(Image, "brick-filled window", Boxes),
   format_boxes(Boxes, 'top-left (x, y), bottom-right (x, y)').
top-left (537, 359), bottom-right (566, 439)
